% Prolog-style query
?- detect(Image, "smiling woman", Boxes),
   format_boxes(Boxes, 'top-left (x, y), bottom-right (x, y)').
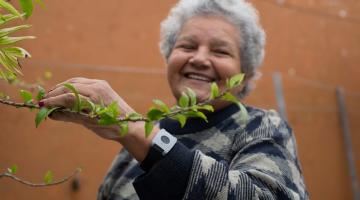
top-left (40, 0), bottom-right (309, 199)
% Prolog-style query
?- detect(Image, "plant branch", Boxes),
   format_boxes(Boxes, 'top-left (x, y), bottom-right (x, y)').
top-left (164, 87), bottom-right (233, 118)
top-left (0, 86), bottom-right (236, 123)
top-left (0, 168), bottom-right (82, 187)
top-left (0, 98), bottom-right (39, 109)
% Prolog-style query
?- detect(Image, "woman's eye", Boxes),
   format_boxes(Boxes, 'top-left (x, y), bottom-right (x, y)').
top-left (214, 49), bottom-right (230, 56)
top-left (180, 44), bottom-right (195, 50)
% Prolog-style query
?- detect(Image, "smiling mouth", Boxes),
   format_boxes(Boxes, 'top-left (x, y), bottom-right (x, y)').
top-left (184, 73), bottom-right (215, 83)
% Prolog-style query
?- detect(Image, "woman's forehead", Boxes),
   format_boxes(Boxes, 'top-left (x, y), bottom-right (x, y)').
top-left (176, 16), bottom-right (240, 46)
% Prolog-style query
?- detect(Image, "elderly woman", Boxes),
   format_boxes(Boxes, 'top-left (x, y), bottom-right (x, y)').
top-left (40, 0), bottom-right (308, 199)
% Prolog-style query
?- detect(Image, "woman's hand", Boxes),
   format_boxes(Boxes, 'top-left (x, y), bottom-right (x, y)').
top-left (40, 77), bottom-right (159, 162)
top-left (40, 77), bottom-right (134, 141)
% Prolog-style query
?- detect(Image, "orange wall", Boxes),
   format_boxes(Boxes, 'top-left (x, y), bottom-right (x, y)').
top-left (0, 0), bottom-right (359, 199)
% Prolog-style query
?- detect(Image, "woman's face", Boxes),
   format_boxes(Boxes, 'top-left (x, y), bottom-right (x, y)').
top-left (167, 15), bottom-right (242, 110)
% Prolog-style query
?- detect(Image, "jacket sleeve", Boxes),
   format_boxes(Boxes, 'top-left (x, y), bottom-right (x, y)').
top-left (133, 112), bottom-right (308, 200)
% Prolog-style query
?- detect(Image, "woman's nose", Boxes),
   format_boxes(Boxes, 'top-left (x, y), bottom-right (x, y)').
top-left (189, 47), bottom-right (211, 68)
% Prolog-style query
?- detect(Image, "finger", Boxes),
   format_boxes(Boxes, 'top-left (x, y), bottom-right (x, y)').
top-left (44, 82), bottom-right (93, 99)
top-left (41, 93), bottom-right (91, 109)
top-left (47, 77), bottom-right (97, 93)
top-left (41, 93), bottom-right (76, 109)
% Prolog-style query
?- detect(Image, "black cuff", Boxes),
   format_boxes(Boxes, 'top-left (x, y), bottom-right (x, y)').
top-left (140, 142), bottom-right (164, 172)
top-left (133, 142), bottom-right (195, 200)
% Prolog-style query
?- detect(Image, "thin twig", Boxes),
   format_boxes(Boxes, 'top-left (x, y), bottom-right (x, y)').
top-left (0, 98), bottom-right (39, 109)
top-left (0, 168), bottom-right (82, 187)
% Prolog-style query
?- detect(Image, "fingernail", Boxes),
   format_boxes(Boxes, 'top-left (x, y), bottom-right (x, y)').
top-left (38, 101), bottom-right (45, 107)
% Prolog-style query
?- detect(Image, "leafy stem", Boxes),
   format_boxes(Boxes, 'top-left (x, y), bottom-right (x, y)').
top-left (0, 73), bottom-right (248, 137)
top-left (0, 168), bottom-right (82, 187)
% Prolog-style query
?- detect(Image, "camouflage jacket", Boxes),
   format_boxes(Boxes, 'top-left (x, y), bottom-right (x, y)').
top-left (97, 104), bottom-right (309, 200)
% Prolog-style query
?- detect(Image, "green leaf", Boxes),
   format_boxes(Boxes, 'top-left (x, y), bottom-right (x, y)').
top-left (0, 50), bottom-right (21, 75)
top-left (20, 89), bottom-right (32, 103)
top-left (228, 73), bottom-right (245, 88)
top-left (147, 107), bottom-right (164, 121)
top-left (36, 86), bottom-right (45, 101)
top-left (106, 102), bottom-right (120, 117)
top-left (0, 14), bottom-right (23, 26)
top-left (63, 83), bottom-right (81, 112)
top-left (0, 36), bottom-right (35, 45)
top-left (221, 92), bottom-right (238, 104)
top-left (98, 115), bottom-right (118, 125)
top-left (238, 102), bottom-right (249, 122)
top-left (0, 24), bottom-right (31, 38)
top-left (153, 99), bottom-right (170, 113)
top-left (80, 99), bottom-right (95, 113)
top-left (186, 88), bottom-right (196, 106)
top-left (198, 105), bottom-right (214, 112)
top-left (34, 108), bottom-right (46, 126)
top-left (174, 114), bottom-right (187, 128)
top-left (118, 121), bottom-right (129, 137)
top-left (210, 82), bottom-right (219, 99)
top-left (128, 112), bottom-right (143, 120)
top-left (144, 121), bottom-right (154, 137)
top-left (178, 92), bottom-right (189, 108)
top-left (43, 170), bottom-right (53, 184)
top-left (186, 111), bottom-right (208, 122)
top-left (19, 0), bottom-right (34, 19)
top-left (97, 102), bottom-right (120, 125)
top-left (0, 0), bottom-right (22, 17)
top-left (7, 164), bottom-right (18, 174)
top-left (35, 107), bottom-right (59, 127)
top-left (2, 47), bottom-right (31, 58)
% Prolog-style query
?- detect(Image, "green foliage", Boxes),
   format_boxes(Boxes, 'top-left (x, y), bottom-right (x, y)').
top-left (198, 105), bottom-right (214, 112)
top-left (210, 82), bottom-right (219, 100)
top-left (144, 121), bottom-right (154, 137)
top-left (178, 92), bottom-right (189, 108)
top-left (0, 14), bottom-right (23, 26)
top-left (97, 102), bottom-right (120, 125)
top-left (186, 88), bottom-right (196, 106)
top-left (7, 164), bottom-right (18, 174)
top-left (221, 92), bottom-right (238, 104)
top-left (0, 0), bottom-right (35, 83)
top-left (43, 170), bottom-right (53, 184)
top-left (20, 89), bottom-right (32, 103)
top-left (0, 35), bottom-right (35, 45)
top-left (36, 86), bottom-right (45, 101)
top-left (153, 99), bottom-right (170, 113)
top-left (18, 0), bottom-right (34, 19)
top-left (0, 25), bottom-right (31, 38)
top-left (227, 73), bottom-right (245, 88)
top-left (118, 121), bottom-right (128, 137)
top-left (0, 0), bottom-right (22, 17)
top-left (3, 47), bottom-right (31, 58)
top-left (35, 107), bottom-right (59, 127)
top-left (147, 108), bottom-right (164, 121)
top-left (173, 114), bottom-right (187, 128)
top-left (63, 83), bottom-right (81, 112)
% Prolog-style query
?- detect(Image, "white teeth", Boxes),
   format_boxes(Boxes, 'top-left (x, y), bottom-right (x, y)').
top-left (187, 74), bottom-right (212, 82)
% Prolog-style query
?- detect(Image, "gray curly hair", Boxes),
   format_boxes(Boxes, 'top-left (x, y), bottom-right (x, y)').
top-left (159, 0), bottom-right (266, 98)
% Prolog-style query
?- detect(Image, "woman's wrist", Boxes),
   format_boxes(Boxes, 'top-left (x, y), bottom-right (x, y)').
top-left (117, 121), bottom-right (160, 162)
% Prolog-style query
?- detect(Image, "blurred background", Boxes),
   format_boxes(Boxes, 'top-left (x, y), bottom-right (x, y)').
top-left (0, 0), bottom-right (359, 199)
